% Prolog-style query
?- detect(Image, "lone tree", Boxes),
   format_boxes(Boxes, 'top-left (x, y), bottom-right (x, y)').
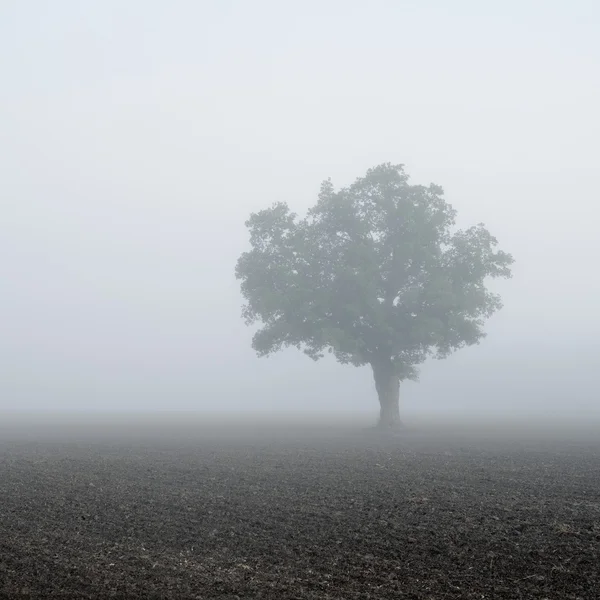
top-left (235, 164), bottom-right (514, 428)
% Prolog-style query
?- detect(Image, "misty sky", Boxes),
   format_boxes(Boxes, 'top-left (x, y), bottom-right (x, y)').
top-left (2, 1), bottom-right (599, 417)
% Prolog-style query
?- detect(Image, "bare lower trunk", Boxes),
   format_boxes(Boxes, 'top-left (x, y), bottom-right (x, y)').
top-left (371, 360), bottom-right (402, 429)
top-left (371, 359), bottom-right (402, 429)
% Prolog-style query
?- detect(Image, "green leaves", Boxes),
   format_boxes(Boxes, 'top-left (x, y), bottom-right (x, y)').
top-left (235, 163), bottom-right (514, 379)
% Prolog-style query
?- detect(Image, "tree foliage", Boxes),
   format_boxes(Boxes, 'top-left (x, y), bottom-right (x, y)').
top-left (235, 164), bottom-right (513, 382)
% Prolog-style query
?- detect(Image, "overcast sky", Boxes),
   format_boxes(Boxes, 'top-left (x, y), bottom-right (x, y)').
top-left (2, 0), bottom-right (599, 418)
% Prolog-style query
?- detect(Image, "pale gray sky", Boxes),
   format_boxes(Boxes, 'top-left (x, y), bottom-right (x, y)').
top-left (2, 1), bottom-right (599, 417)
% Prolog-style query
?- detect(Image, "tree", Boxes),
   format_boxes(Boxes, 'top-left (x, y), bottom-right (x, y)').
top-left (235, 164), bottom-right (514, 428)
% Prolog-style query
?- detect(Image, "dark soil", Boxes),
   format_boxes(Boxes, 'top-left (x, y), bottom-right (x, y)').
top-left (1, 418), bottom-right (599, 599)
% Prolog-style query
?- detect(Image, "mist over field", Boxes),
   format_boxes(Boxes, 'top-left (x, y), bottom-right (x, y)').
top-left (2, 1), bottom-right (599, 423)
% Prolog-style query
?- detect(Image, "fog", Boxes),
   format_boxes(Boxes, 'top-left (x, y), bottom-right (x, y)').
top-left (2, 1), bottom-right (599, 420)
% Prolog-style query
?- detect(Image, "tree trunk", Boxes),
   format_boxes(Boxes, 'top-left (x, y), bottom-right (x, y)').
top-left (371, 359), bottom-right (402, 429)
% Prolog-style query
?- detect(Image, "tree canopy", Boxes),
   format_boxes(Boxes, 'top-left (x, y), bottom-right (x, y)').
top-left (235, 163), bottom-right (514, 426)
